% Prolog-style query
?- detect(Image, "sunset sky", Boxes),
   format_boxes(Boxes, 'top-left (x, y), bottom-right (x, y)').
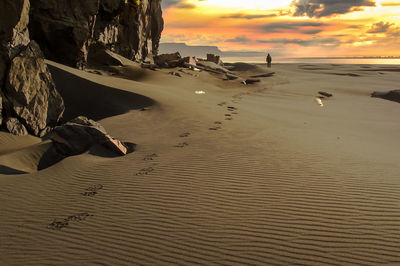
top-left (161, 0), bottom-right (400, 57)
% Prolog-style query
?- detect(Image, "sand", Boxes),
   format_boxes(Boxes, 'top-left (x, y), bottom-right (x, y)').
top-left (1, 60), bottom-right (400, 264)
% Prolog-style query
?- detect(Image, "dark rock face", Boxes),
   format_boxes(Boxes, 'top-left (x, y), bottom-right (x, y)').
top-left (0, 0), bottom-right (65, 136)
top-left (29, 0), bottom-right (164, 69)
top-left (51, 116), bottom-right (129, 156)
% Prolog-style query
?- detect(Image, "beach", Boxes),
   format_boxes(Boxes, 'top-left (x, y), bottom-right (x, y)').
top-left (1, 60), bottom-right (400, 264)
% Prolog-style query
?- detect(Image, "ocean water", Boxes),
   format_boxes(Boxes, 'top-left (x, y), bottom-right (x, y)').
top-left (222, 56), bottom-right (400, 65)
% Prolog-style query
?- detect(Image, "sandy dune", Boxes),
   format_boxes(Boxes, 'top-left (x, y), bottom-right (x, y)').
top-left (1, 61), bottom-right (400, 264)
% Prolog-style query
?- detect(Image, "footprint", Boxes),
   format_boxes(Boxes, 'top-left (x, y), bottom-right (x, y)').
top-left (174, 142), bottom-right (189, 148)
top-left (227, 106), bottom-right (237, 111)
top-left (214, 121), bottom-right (222, 125)
top-left (82, 184), bottom-right (103, 197)
top-left (179, 132), bottom-right (191, 138)
top-left (209, 126), bottom-right (221, 131)
top-left (47, 212), bottom-right (93, 230)
top-left (225, 117), bottom-right (233, 121)
top-left (225, 114), bottom-right (232, 117)
top-left (144, 153), bottom-right (158, 161)
top-left (217, 102), bottom-right (227, 106)
top-left (135, 167), bottom-right (154, 176)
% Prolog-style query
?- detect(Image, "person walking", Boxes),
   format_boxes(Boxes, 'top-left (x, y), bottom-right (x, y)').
top-left (266, 53), bottom-right (272, 68)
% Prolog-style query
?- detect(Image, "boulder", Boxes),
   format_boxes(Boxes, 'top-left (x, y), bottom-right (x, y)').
top-left (371, 90), bottom-right (400, 103)
top-left (4, 41), bottom-right (65, 136)
top-left (154, 52), bottom-right (182, 68)
top-left (5, 117), bottom-right (28, 136)
top-left (0, 0), bottom-right (31, 126)
top-left (51, 116), bottom-right (129, 156)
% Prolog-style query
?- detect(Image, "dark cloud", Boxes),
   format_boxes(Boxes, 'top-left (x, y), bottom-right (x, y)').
top-left (260, 21), bottom-right (328, 33)
top-left (162, 0), bottom-right (184, 9)
top-left (176, 3), bottom-right (196, 9)
top-left (292, 0), bottom-right (376, 18)
top-left (225, 36), bottom-right (250, 43)
top-left (302, 29), bottom-right (323, 34)
top-left (221, 13), bottom-right (277, 20)
top-left (257, 37), bottom-right (341, 47)
top-left (367, 21), bottom-right (394, 33)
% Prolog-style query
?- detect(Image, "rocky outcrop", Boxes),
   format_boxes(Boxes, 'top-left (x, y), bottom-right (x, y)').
top-left (0, 0), bottom-right (65, 136)
top-left (51, 116), bottom-right (130, 156)
top-left (29, 0), bottom-right (164, 69)
top-left (4, 41), bottom-right (64, 136)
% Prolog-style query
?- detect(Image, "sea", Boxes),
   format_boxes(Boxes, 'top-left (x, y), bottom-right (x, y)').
top-left (222, 56), bottom-right (400, 65)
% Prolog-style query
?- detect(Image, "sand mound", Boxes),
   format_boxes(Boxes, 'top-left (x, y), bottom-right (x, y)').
top-left (0, 141), bottom-right (63, 174)
top-left (48, 62), bottom-right (155, 121)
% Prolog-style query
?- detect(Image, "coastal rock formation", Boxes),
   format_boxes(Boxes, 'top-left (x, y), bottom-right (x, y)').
top-left (51, 116), bottom-right (129, 156)
top-left (29, 0), bottom-right (164, 69)
top-left (371, 90), bottom-right (400, 103)
top-left (0, 0), bottom-right (65, 136)
top-left (4, 41), bottom-right (64, 136)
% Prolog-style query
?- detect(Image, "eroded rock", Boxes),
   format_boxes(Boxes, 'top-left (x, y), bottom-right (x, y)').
top-left (5, 117), bottom-right (28, 136)
top-left (4, 41), bottom-right (65, 136)
top-left (51, 116), bottom-right (129, 156)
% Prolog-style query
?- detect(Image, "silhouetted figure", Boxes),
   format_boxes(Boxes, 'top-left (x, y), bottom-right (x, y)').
top-left (266, 53), bottom-right (272, 68)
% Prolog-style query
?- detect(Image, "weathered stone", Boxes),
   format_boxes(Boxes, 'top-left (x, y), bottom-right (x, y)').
top-left (371, 90), bottom-right (400, 103)
top-left (0, 0), bottom-right (32, 126)
top-left (318, 91), bottom-right (333, 97)
top-left (154, 52), bottom-right (182, 68)
top-left (226, 73), bottom-right (239, 80)
top-left (88, 43), bottom-right (123, 66)
top-left (181, 56), bottom-right (197, 66)
top-left (4, 41), bottom-right (65, 136)
top-left (5, 117), bottom-right (28, 136)
top-left (245, 78), bottom-right (261, 84)
top-left (29, 0), bottom-right (164, 68)
top-left (51, 116), bottom-right (128, 156)
top-left (206, 54), bottom-right (222, 65)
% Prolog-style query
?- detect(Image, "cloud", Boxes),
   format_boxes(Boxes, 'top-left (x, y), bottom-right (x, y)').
top-left (292, 0), bottom-right (376, 18)
top-left (225, 36), bottom-right (251, 43)
top-left (367, 21), bottom-right (394, 33)
top-left (260, 21), bottom-right (328, 33)
top-left (176, 3), bottom-right (196, 9)
top-left (221, 13), bottom-right (277, 20)
top-left (162, 0), bottom-right (184, 9)
top-left (257, 37), bottom-right (341, 47)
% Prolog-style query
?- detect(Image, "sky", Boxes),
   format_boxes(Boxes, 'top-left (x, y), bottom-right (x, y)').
top-left (161, 0), bottom-right (400, 57)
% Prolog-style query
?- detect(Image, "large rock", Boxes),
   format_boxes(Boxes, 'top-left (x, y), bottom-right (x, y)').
top-left (29, 0), bottom-right (164, 68)
top-left (154, 52), bottom-right (182, 68)
top-left (51, 116), bottom-right (128, 156)
top-left (4, 41), bottom-right (65, 136)
top-left (0, 0), bottom-right (31, 126)
top-left (371, 90), bottom-right (400, 103)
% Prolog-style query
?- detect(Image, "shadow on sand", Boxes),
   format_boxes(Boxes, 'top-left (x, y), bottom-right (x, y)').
top-left (48, 64), bottom-right (155, 121)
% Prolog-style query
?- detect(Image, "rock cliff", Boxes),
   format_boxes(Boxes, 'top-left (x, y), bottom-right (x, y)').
top-left (0, 0), bottom-right (65, 136)
top-left (1, 0), bottom-right (163, 136)
top-left (29, 0), bottom-right (164, 69)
